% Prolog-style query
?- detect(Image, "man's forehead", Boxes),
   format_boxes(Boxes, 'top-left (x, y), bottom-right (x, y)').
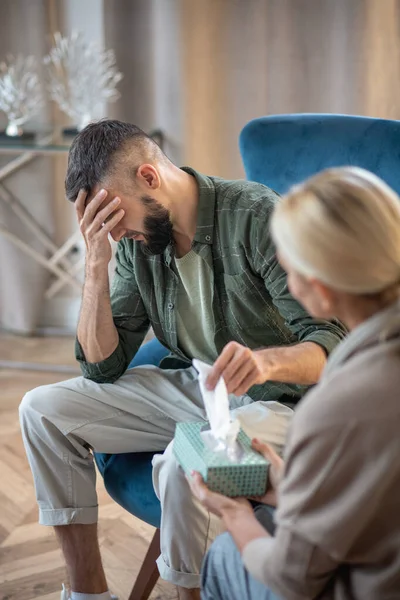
top-left (85, 184), bottom-right (115, 206)
top-left (86, 177), bottom-right (133, 205)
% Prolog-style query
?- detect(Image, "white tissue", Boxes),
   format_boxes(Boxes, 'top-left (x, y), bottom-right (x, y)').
top-left (193, 358), bottom-right (240, 455)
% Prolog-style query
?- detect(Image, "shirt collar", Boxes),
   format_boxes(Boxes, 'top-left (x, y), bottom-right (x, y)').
top-left (180, 166), bottom-right (215, 245)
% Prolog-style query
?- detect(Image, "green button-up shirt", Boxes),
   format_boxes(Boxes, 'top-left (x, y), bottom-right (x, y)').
top-left (76, 168), bottom-right (346, 403)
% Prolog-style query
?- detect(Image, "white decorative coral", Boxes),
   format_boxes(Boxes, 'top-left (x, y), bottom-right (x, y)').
top-left (0, 55), bottom-right (43, 136)
top-left (44, 32), bottom-right (123, 131)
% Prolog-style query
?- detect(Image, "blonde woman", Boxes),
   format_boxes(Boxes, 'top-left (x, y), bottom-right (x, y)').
top-left (191, 167), bottom-right (400, 600)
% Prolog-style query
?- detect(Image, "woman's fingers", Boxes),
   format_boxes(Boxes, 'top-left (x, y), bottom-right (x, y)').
top-left (252, 439), bottom-right (282, 467)
top-left (249, 490), bottom-right (277, 507)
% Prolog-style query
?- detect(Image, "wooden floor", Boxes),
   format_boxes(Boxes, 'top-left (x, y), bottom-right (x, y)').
top-left (0, 334), bottom-right (177, 600)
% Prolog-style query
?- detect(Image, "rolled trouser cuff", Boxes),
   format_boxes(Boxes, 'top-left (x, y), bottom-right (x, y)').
top-left (156, 554), bottom-right (201, 588)
top-left (39, 505), bottom-right (98, 526)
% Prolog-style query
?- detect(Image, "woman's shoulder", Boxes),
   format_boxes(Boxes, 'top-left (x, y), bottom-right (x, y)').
top-left (294, 339), bottom-right (400, 432)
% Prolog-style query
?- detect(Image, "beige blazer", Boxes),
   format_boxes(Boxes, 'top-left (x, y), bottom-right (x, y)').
top-left (243, 301), bottom-right (400, 600)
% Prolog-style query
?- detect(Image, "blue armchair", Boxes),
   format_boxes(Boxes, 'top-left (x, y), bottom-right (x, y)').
top-left (239, 113), bottom-right (400, 195)
top-left (95, 113), bottom-right (400, 600)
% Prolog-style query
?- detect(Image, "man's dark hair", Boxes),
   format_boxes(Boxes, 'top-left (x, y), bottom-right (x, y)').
top-left (65, 119), bottom-right (159, 202)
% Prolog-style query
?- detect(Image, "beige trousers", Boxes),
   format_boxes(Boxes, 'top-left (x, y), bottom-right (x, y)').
top-left (19, 365), bottom-right (293, 588)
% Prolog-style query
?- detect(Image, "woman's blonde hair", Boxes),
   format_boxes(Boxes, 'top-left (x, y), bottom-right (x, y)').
top-left (271, 167), bottom-right (400, 295)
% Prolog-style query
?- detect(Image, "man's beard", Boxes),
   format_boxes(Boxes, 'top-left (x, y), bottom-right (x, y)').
top-left (141, 195), bottom-right (173, 255)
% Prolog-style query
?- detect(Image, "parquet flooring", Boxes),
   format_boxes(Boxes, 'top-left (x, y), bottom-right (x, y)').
top-left (0, 334), bottom-right (177, 600)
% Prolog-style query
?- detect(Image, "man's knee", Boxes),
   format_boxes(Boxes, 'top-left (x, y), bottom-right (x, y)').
top-left (19, 382), bottom-right (72, 429)
top-left (152, 441), bottom-right (190, 502)
top-left (20, 385), bottom-right (51, 421)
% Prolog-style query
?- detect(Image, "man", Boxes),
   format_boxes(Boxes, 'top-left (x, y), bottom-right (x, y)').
top-left (20, 120), bottom-right (345, 600)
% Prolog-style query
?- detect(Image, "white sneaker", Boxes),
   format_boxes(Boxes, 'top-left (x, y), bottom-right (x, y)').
top-left (60, 585), bottom-right (118, 600)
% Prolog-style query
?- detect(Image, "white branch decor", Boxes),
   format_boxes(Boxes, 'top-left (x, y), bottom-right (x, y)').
top-left (0, 55), bottom-right (43, 137)
top-left (44, 32), bottom-right (123, 131)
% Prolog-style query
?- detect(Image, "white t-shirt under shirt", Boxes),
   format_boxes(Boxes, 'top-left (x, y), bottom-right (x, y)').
top-left (174, 249), bottom-right (218, 364)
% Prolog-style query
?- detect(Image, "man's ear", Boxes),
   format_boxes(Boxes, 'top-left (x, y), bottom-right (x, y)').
top-left (137, 164), bottom-right (160, 190)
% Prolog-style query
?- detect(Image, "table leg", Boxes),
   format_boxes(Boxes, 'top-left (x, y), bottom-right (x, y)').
top-left (0, 224), bottom-right (82, 292)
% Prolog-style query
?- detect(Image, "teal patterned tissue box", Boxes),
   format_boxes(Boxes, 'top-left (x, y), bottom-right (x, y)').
top-left (173, 421), bottom-right (269, 497)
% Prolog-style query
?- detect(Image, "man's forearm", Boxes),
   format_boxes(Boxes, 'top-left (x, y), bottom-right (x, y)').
top-left (77, 264), bottom-right (119, 364)
top-left (259, 341), bottom-right (326, 386)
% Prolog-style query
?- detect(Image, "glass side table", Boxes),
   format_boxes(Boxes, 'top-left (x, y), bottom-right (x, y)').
top-left (0, 131), bottom-right (84, 300)
top-left (0, 131), bottom-right (82, 373)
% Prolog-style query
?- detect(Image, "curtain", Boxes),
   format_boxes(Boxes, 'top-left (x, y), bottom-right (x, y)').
top-left (0, 0), bottom-right (54, 334)
top-left (1, 0), bottom-right (400, 332)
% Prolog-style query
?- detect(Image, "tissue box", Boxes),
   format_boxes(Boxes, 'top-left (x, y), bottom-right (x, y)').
top-left (173, 421), bottom-right (269, 497)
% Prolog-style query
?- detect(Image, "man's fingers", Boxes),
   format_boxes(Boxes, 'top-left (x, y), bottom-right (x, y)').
top-left (225, 360), bottom-right (253, 395)
top-left (220, 346), bottom-right (251, 387)
top-left (91, 198), bottom-right (122, 231)
top-left (75, 189), bottom-right (88, 222)
top-left (80, 188), bottom-right (108, 226)
top-left (100, 209), bottom-right (125, 234)
top-left (231, 367), bottom-right (258, 396)
top-left (206, 343), bottom-right (238, 390)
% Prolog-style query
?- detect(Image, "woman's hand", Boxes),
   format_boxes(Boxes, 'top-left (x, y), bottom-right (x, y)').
top-left (189, 439), bottom-right (284, 514)
top-left (189, 471), bottom-right (272, 553)
top-left (189, 472), bottom-right (253, 518)
top-left (250, 438), bottom-right (284, 507)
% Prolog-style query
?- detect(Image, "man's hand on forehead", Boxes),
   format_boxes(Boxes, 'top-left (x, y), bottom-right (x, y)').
top-left (84, 187), bottom-right (108, 209)
top-left (74, 186), bottom-right (124, 262)
top-left (76, 188), bottom-right (117, 223)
